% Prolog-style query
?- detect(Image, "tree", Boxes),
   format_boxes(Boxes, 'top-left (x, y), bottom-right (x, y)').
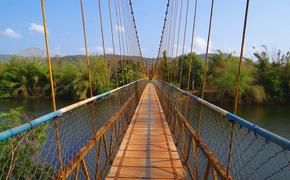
top-left (254, 46), bottom-right (286, 102)
top-left (208, 51), bottom-right (253, 97)
top-left (178, 52), bottom-right (204, 90)
top-left (159, 50), bottom-right (169, 81)
top-left (278, 51), bottom-right (290, 102)
top-left (0, 57), bottom-right (48, 98)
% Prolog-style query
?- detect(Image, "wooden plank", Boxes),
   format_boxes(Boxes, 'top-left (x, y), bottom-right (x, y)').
top-left (106, 83), bottom-right (186, 179)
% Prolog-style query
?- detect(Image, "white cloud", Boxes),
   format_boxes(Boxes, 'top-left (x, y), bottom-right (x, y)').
top-left (115, 25), bottom-right (124, 33)
top-left (172, 43), bottom-right (189, 56)
top-left (29, 23), bottom-right (47, 34)
top-left (1, 28), bottom-right (22, 38)
top-left (80, 47), bottom-right (85, 52)
top-left (169, 37), bottom-right (212, 56)
top-left (96, 46), bottom-right (113, 54)
top-left (80, 47), bottom-right (89, 53)
top-left (193, 36), bottom-right (212, 54)
top-left (52, 46), bottom-right (62, 56)
top-left (80, 46), bottom-right (113, 54)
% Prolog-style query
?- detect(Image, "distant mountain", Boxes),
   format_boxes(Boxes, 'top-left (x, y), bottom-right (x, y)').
top-left (199, 53), bottom-right (215, 61)
top-left (0, 50), bottom-right (156, 65)
top-left (15, 48), bottom-right (45, 57)
top-left (199, 53), bottom-right (206, 60)
top-left (0, 54), bottom-right (11, 61)
top-left (0, 54), bottom-right (10, 59)
top-left (0, 48), bottom-right (46, 62)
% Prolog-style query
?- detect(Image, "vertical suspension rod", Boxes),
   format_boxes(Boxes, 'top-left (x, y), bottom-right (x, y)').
top-left (41, 0), bottom-right (64, 177)
top-left (121, 0), bottom-right (129, 59)
top-left (174, 0), bottom-right (184, 83)
top-left (117, 0), bottom-right (127, 84)
top-left (169, 0), bottom-right (179, 82)
top-left (179, 0), bottom-right (190, 88)
top-left (167, 0), bottom-right (176, 82)
top-left (114, 0), bottom-right (125, 85)
top-left (41, 0), bottom-right (57, 110)
top-left (227, 0), bottom-right (251, 177)
top-left (80, 0), bottom-right (93, 97)
top-left (108, 0), bottom-right (119, 87)
top-left (98, 0), bottom-right (109, 88)
top-left (153, 0), bottom-right (171, 78)
top-left (187, 0), bottom-right (199, 91)
top-left (201, 0), bottom-right (215, 99)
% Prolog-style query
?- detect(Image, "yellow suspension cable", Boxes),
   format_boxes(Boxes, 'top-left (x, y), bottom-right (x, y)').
top-left (126, 0), bottom-right (136, 81)
top-left (98, 0), bottom-right (109, 89)
top-left (121, 0), bottom-right (129, 58)
top-left (41, 0), bottom-right (63, 177)
top-left (80, 0), bottom-right (93, 97)
top-left (234, 0), bottom-right (250, 115)
top-left (121, 0), bottom-right (130, 82)
top-left (122, 0), bottom-right (134, 83)
top-left (114, 0), bottom-right (125, 85)
top-left (166, 0), bottom-right (174, 82)
top-left (126, 1), bottom-right (134, 59)
top-left (167, 0), bottom-right (176, 82)
top-left (187, 0), bottom-right (199, 91)
top-left (116, 0), bottom-right (126, 84)
top-left (227, 0), bottom-right (251, 177)
top-left (201, 0), bottom-right (215, 99)
top-left (127, 2), bottom-right (143, 76)
top-left (179, 0), bottom-right (190, 88)
top-left (108, 0), bottom-right (119, 88)
top-left (153, 0), bottom-right (172, 79)
top-left (174, 0), bottom-right (184, 84)
top-left (41, 0), bottom-right (56, 111)
top-left (169, 0), bottom-right (179, 83)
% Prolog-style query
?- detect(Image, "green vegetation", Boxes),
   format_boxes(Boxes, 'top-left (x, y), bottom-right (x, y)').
top-left (157, 46), bottom-right (290, 104)
top-left (0, 56), bottom-right (145, 178)
top-left (158, 51), bottom-right (204, 90)
top-left (0, 56), bottom-right (146, 100)
top-left (253, 46), bottom-right (290, 103)
top-left (0, 108), bottom-right (53, 179)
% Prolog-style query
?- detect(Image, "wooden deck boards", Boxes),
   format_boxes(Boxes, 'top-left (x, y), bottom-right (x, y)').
top-left (106, 83), bottom-right (186, 179)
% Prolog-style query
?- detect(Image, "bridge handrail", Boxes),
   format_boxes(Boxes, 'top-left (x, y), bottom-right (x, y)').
top-left (158, 80), bottom-right (290, 150)
top-left (0, 79), bottom-right (146, 141)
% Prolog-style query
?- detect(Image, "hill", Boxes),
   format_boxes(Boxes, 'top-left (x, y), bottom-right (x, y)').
top-left (15, 48), bottom-right (45, 57)
top-left (0, 55), bottom-right (11, 61)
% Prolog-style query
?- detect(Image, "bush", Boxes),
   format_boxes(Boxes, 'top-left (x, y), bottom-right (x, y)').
top-left (0, 108), bottom-right (53, 179)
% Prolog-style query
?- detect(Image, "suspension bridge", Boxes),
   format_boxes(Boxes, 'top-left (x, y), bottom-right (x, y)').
top-left (0, 0), bottom-right (290, 179)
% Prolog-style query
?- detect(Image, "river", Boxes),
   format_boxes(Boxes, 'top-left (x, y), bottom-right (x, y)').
top-left (0, 98), bottom-right (289, 140)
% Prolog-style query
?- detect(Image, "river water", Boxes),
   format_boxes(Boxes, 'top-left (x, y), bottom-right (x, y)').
top-left (218, 103), bottom-right (290, 140)
top-left (0, 98), bottom-right (75, 118)
top-left (0, 98), bottom-right (289, 140)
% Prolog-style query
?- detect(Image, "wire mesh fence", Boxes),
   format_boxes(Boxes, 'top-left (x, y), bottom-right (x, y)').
top-left (0, 79), bottom-right (147, 180)
top-left (154, 80), bottom-right (290, 179)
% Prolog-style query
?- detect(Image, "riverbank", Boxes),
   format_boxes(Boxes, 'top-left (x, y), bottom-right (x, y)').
top-left (1, 98), bottom-right (289, 140)
top-left (189, 90), bottom-right (290, 105)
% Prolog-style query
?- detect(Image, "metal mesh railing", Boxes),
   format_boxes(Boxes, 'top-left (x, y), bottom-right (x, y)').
top-left (0, 79), bottom-right (147, 179)
top-left (154, 80), bottom-right (290, 179)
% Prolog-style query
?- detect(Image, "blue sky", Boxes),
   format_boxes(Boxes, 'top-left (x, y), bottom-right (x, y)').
top-left (1, 0), bottom-right (290, 58)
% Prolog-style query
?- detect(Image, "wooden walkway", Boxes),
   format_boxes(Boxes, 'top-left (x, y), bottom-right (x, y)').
top-left (107, 83), bottom-right (186, 179)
